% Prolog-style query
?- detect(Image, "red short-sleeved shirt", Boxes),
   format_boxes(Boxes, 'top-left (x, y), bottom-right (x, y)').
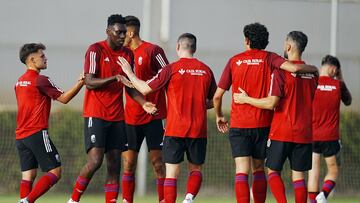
top-left (125, 41), bottom-right (168, 125)
top-left (15, 69), bottom-right (63, 140)
top-left (148, 58), bottom-right (217, 138)
top-left (83, 40), bottom-right (134, 121)
top-left (312, 76), bottom-right (342, 141)
top-left (269, 61), bottom-right (317, 144)
top-left (218, 49), bottom-right (286, 128)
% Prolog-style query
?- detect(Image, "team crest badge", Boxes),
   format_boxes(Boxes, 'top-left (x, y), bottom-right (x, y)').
top-left (138, 56), bottom-right (143, 65)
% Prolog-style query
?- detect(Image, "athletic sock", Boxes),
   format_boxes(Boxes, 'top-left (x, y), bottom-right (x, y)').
top-left (20, 180), bottom-right (33, 199)
top-left (186, 171), bottom-right (203, 198)
top-left (27, 172), bottom-right (58, 203)
top-left (164, 178), bottom-right (177, 203)
top-left (308, 192), bottom-right (319, 203)
top-left (252, 171), bottom-right (267, 203)
top-left (293, 179), bottom-right (307, 203)
top-left (122, 172), bottom-right (135, 203)
top-left (71, 176), bottom-right (90, 202)
top-left (321, 180), bottom-right (336, 198)
top-left (104, 183), bottom-right (119, 203)
top-left (268, 172), bottom-right (287, 203)
top-left (156, 178), bottom-right (165, 202)
top-left (235, 173), bottom-right (250, 203)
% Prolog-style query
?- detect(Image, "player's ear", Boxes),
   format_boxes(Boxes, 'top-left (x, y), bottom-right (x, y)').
top-left (244, 37), bottom-right (250, 46)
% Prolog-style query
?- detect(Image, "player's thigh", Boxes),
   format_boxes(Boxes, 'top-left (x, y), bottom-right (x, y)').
top-left (107, 120), bottom-right (127, 153)
top-left (125, 123), bottom-right (145, 152)
top-left (185, 138), bottom-right (207, 165)
top-left (289, 143), bottom-right (312, 172)
top-left (26, 130), bottom-right (61, 172)
top-left (162, 136), bottom-right (186, 164)
top-left (144, 119), bottom-right (164, 151)
top-left (252, 127), bottom-right (270, 160)
top-left (84, 117), bottom-right (107, 152)
top-left (16, 138), bottom-right (38, 171)
top-left (228, 128), bottom-right (252, 158)
top-left (265, 140), bottom-right (289, 171)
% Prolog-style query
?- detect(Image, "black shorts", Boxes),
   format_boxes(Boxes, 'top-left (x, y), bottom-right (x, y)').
top-left (266, 140), bottom-right (312, 172)
top-left (313, 140), bottom-right (341, 157)
top-left (16, 130), bottom-right (61, 172)
top-left (228, 127), bottom-right (269, 160)
top-left (125, 119), bottom-right (164, 152)
top-left (162, 136), bottom-right (207, 165)
top-left (84, 117), bottom-right (127, 153)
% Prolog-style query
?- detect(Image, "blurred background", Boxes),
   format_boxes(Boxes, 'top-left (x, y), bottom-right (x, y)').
top-left (0, 0), bottom-right (359, 201)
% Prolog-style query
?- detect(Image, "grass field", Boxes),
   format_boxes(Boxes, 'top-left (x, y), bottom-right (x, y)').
top-left (2, 194), bottom-right (360, 203)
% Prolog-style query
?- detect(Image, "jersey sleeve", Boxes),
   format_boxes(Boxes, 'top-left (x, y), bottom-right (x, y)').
top-left (269, 68), bottom-right (285, 97)
top-left (84, 45), bottom-right (101, 74)
top-left (37, 76), bottom-right (64, 100)
top-left (217, 59), bottom-right (232, 90)
top-left (208, 70), bottom-right (217, 99)
top-left (268, 52), bottom-right (286, 70)
top-left (147, 64), bottom-right (172, 91)
top-left (340, 81), bottom-right (352, 104)
top-left (152, 46), bottom-right (169, 72)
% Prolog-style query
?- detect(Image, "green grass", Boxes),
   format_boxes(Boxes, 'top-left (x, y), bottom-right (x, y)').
top-left (1, 194), bottom-right (360, 203)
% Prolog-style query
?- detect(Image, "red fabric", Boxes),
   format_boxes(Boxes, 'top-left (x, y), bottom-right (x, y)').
top-left (218, 50), bottom-right (286, 128)
top-left (235, 173), bottom-right (250, 203)
top-left (308, 192), bottom-right (318, 203)
top-left (28, 172), bottom-right (58, 203)
top-left (122, 172), bottom-right (135, 203)
top-left (157, 178), bottom-right (165, 202)
top-left (15, 70), bottom-right (63, 139)
top-left (313, 76), bottom-right (341, 141)
top-left (20, 180), bottom-right (33, 198)
top-left (186, 171), bottom-right (203, 196)
top-left (293, 179), bottom-right (307, 203)
top-left (71, 176), bottom-right (90, 202)
top-left (164, 178), bottom-right (177, 203)
top-left (268, 172), bottom-right (287, 203)
top-left (83, 41), bottom-right (134, 121)
top-left (104, 183), bottom-right (119, 203)
top-left (269, 61), bottom-right (317, 144)
top-left (148, 58), bottom-right (217, 138)
top-left (252, 171), bottom-right (267, 203)
top-left (125, 42), bottom-right (168, 125)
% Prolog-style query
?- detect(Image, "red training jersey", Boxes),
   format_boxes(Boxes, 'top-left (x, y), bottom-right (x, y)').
top-left (83, 40), bottom-right (134, 121)
top-left (148, 58), bottom-right (217, 138)
top-left (15, 69), bottom-right (63, 140)
top-left (218, 49), bottom-right (286, 128)
top-left (269, 61), bottom-right (317, 144)
top-left (312, 76), bottom-right (342, 141)
top-left (125, 41), bottom-right (168, 125)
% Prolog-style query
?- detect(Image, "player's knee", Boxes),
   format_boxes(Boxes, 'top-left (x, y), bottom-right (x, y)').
top-left (123, 159), bottom-right (137, 173)
top-left (88, 157), bottom-right (103, 171)
top-left (49, 167), bottom-right (62, 180)
top-left (152, 159), bottom-right (165, 176)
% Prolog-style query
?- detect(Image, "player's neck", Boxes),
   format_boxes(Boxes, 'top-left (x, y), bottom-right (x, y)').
top-left (27, 65), bottom-right (40, 73)
top-left (319, 67), bottom-right (331, 77)
top-left (129, 37), bottom-right (143, 50)
top-left (178, 52), bottom-right (193, 59)
top-left (288, 53), bottom-right (302, 62)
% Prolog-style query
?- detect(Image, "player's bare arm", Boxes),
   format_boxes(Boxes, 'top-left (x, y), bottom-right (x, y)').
top-left (125, 87), bottom-right (158, 115)
top-left (117, 56), bottom-right (152, 95)
top-left (280, 61), bottom-right (318, 73)
top-left (213, 87), bottom-right (229, 133)
top-left (84, 73), bottom-right (118, 89)
top-left (233, 87), bottom-right (280, 110)
top-left (57, 73), bottom-right (85, 104)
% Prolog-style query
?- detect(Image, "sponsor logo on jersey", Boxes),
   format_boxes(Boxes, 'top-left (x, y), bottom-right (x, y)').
top-left (236, 59), bottom-right (263, 66)
top-left (317, 85), bottom-right (337, 91)
top-left (179, 69), bottom-right (206, 76)
top-left (16, 81), bottom-right (32, 87)
top-left (179, 69), bottom-right (185, 75)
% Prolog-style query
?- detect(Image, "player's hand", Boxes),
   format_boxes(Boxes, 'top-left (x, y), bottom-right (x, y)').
top-left (78, 73), bottom-right (85, 86)
top-left (233, 87), bottom-right (248, 104)
top-left (216, 116), bottom-right (229, 133)
top-left (336, 69), bottom-right (344, 81)
top-left (116, 74), bottom-right (134, 88)
top-left (117, 57), bottom-right (133, 75)
top-left (142, 102), bottom-right (158, 115)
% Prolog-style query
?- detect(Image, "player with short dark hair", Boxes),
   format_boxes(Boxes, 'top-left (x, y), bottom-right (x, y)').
top-left (118, 33), bottom-right (217, 203)
top-left (233, 31), bottom-right (317, 203)
top-left (16, 43), bottom-right (84, 203)
top-left (121, 15), bottom-right (169, 203)
top-left (308, 55), bottom-right (352, 203)
top-left (68, 14), bottom-right (156, 203)
top-left (214, 24), bottom-right (317, 203)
